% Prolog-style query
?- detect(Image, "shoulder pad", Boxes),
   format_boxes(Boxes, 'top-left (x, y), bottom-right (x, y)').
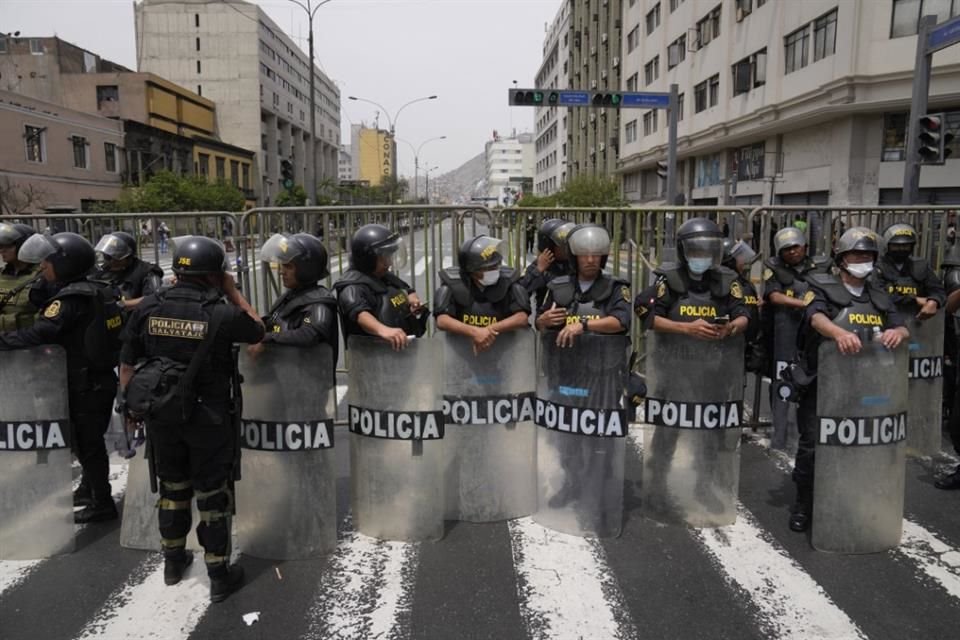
top-left (500, 265), bottom-right (520, 284)
top-left (56, 281), bottom-right (99, 298)
top-left (439, 267), bottom-right (471, 307)
top-left (807, 272), bottom-right (851, 307)
top-left (811, 255), bottom-right (832, 271)
top-left (547, 275), bottom-right (575, 307)
top-left (709, 266), bottom-right (738, 298)
top-left (653, 262), bottom-right (687, 296)
top-left (333, 269), bottom-right (386, 294)
top-left (867, 280), bottom-right (896, 313)
top-left (289, 286), bottom-right (338, 310)
top-left (765, 257), bottom-right (795, 285)
top-left (908, 256), bottom-right (930, 281)
top-left (587, 274), bottom-right (615, 301)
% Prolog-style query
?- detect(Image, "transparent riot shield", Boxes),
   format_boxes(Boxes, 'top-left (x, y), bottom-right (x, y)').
top-left (771, 306), bottom-right (803, 450)
top-left (120, 446), bottom-right (200, 551)
top-left (534, 333), bottom-right (629, 537)
top-left (348, 336), bottom-right (444, 541)
top-left (236, 343), bottom-right (337, 559)
top-left (0, 347), bottom-right (74, 559)
top-left (813, 341), bottom-right (908, 553)
top-left (642, 333), bottom-right (745, 528)
top-left (905, 314), bottom-right (944, 458)
top-left (442, 331), bottom-right (536, 522)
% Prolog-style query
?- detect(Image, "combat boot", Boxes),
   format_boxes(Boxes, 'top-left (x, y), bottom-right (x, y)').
top-left (164, 550), bottom-right (194, 586)
top-left (209, 564), bottom-right (245, 603)
top-left (74, 496), bottom-right (118, 524)
top-left (935, 468), bottom-right (960, 490)
top-left (788, 486), bottom-right (812, 532)
top-left (72, 482), bottom-right (93, 508)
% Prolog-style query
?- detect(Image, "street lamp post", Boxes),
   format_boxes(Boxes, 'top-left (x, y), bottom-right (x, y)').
top-left (398, 136), bottom-right (447, 201)
top-left (347, 94), bottom-right (438, 179)
top-left (423, 165), bottom-right (439, 204)
top-left (287, 0), bottom-right (334, 206)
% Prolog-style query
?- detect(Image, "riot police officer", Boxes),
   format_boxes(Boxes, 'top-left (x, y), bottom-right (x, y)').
top-left (536, 224), bottom-right (631, 346)
top-left (787, 227), bottom-right (908, 530)
top-left (434, 235), bottom-right (530, 352)
top-left (762, 227), bottom-right (830, 449)
top-left (254, 232), bottom-right (338, 352)
top-left (0, 232), bottom-right (123, 523)
top-left (0, 223), bottom-right (40, 331)
top-left (519, 218), bottom-right (574, 308)
top-left (334, 224), bottom-right (427, 351)
top-left (722, 238), bottom-right (760, 341)
top-left (875, 222), bottom-right (945, 319)
top-left (936, 248), bottom-right (960, 489)
top-left (119, 236), bottom-right (264, 601)
top-left (93, 231), bottom-right (163, 309)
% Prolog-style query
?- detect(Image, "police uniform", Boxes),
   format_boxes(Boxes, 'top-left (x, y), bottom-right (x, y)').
top-left (538, 273), bottom-right (632, 331)
top-left (518, 260), bottom-right (570, 310)
top-left (334, 270), bottom-right (424, 339)
top-left (793, 274), bottom-right (904, 498)
top-left (122, 280), bottom-right (263, 583)
top-left (762, 256), bottom-right (831, 371)
top-left (941, 261), bottom-right (960, 473)
top-left (95, 257), bottom-right (163, 304)
top-left (0, 261), bottom-right (40, 331)
top-left (652, 263), bottom-right (749, 325)
top-left (262, 284), bottom-right (338, 348)
top-left (435, 266), bottom-right (531, 326)
top-left (874, 253), bottom-right (946, 314)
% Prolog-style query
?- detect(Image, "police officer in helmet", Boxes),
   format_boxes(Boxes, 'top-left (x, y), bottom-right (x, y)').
top-left (722, 238), bottom-right (760, 342)
top-left (0, 223), bottom-right (41, 331)
top-left (93, 231), bottom-right (163, 309)
top-left (434, 235), bottom-right (530, 353)
top-left (334, 224), bottom-right (427, 351)
top-left (0, 232), bottom-right (124, 523)
top-left (787, 227), bottom-right (908, 531)
top-left (519, 218), bottom-right (574, 308)
top-left (252, 233), bottom-right (338, 355)
top-left (536, 224), bottom-right (631, 346)
top-left (875, 223), bottom-right (945, 319)
top-left (119, 236), bottom-right (264, 601)
top-left (936, 246), bottom-right (960, 489)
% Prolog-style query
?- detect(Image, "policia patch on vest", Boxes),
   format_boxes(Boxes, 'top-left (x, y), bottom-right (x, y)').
top-left (442, 393), bottom-right (535, 425)
top-left (0, 421), bottom-right (70, 450)
top-left (819, 412), bottom-right (907, 446)
top-left (148, 317), bottom-right (209, 339)
top-left (43, 300), bottom-right (61, 319)
top-left (348, 405), bottom-right (444, 440)
top-left (241, 419), bottom-right (334, 450)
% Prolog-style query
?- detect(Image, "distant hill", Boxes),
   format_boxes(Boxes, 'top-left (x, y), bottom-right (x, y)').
top-left (429, 152), bottom-right (486, 204)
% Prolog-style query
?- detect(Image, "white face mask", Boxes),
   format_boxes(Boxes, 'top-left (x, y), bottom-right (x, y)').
top-left (844, 261), bottom-right (874, 279)
top-left (687, 258), bottom-right (713, 275)
top-left (480, 269), bottom-right (500, 286)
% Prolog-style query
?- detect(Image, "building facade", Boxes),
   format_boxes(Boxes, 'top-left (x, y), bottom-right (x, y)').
top-left (485, 132), bottom-right (535, 206)
top-left (135, 0), bottom-right (340, 205)
top-left (338, 144), bottom-right (353, 182)
top-left (534, 2), bottom-right (572, 196)
top-left (351, 124), bottom-right (394, 187)
top-left (618, 0), bottom-right (960, 207)
top-left (0, 89), bottom-right (124, 214)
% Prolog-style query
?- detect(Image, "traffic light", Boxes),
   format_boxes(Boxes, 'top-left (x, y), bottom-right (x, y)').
top-left (918, 113), bottom-right (955, 165)
top-left (510, 89), bottom-right (544, 106)
top-left (591, 93), bottom-right (622, 107)
top-left (656, 160), bottom-right (668, 181)
top-left (280, 159), bottom-right (294, 190)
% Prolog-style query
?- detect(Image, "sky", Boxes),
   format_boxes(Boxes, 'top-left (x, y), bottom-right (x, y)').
top-left (0, 0), bottom-right (561, 176)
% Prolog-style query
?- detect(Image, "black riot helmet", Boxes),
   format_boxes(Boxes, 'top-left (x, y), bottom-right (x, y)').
top-left (458, 235), bottom-right (504, 273)
top-left (773, 227), bottom-right (807, 255)
top-left (350, 224), bottom-right (406, 274)
top-left (834, 226), bottom-right (880, 263)
top-left (537, 218), bottom-right (567, 252)
top-left (722, 238), bottom-right (757, 273)
top-left (18, 232), bottom-right (95, 282)
top-left (941, 243), bottom-right (960, 269)
top-left (170, 235), bottom-right (227, 276)
top-left (260, 232), bottom-right (330, 285)
top-left (676, 217), bottom-right (724, 268)
top-left (882, 223), bottom-right (918, 259)
top-left (0, 223), bottom-right (36, 251)
top-left (567, 224), bottom-right (611, 272)
top-left (94, 231), bottom-right (137, 264)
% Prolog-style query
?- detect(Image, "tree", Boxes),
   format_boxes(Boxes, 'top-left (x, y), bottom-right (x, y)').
top-left (0, 178), bottom-right (48, 215)
top-left (515, 176), bottom-right (624, 209)
top-left (95, 171), bottom-right (246, 212)
top-left (275, 184), bottom-right (308, 207)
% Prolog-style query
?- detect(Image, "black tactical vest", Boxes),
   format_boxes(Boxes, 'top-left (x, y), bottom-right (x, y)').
top-left (655, 264), bottom-right (737, 323)
top-left (876, 257), bottom-right (928, 309)
top-left (265, 285), bottom-right (337, 333)
top-left (547, 274), bottom-right (624, 326)
top-left (54, 279), bottom-right (124, 380)
top-left (439, 266), bottom-right (517, 327)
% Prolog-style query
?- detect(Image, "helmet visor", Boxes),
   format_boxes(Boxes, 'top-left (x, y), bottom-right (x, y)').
top-left (551, 222), bottom-right (576, 247)
top-left (568, 226), bottom-right (611, 256)
top-left (95, 234), bottom-right (133, 262)
top-left (375, 235), bottom-right (407, 271)
top-left (17, 233), bottom-right (57, 264)
top-left (0, 223), bottom-right (20, 248)
top-left (468, 236), bottom-right (504, 271)
top-left (681, 236), bottom-right (723, 266)
top-left (730, 240), bottom-right (758, 265)
top-left (259, 233), bottom-right (302, 265)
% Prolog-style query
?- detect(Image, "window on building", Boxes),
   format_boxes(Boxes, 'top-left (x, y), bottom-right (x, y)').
top-left (96, 85), bottom-right (119, 109)
top-left (0, 37), bottom-right (7, 54)
top-left (696, 5), bottom-right (722, 46)
top-left (72, 135), bottom-right (89, 169)
top-left (677, 93), bottom-right (685, 121)
top-left (644, 56), bottom-right (660, 85)
top-left (242, 163), bottom-right (251, 190)
top-left (736, 142), bottom-right (766, 180)
top-left (229, 160), bottom-right (240, 186)
top-left (696, 153), bottom-right (722, 187)
top-left (694, 80), bottom-right (708, 113)
top-left (196, 60), bottom-right (202, 74)
top-left (24, 125), bottom-right (45, 163)
top-left (104, 142), bottom-right (117, 173)
top-left (195, 13), bottom-right (200, 27)
top-left (736, 0), bottom-right (752, 17)
top-left (30, 39), bottom-right (43, 55)
top-left (646, 3), bottom-right (661, 35)
top-left (626, 73), bottom-right (639, 92)
top-left (627, 26), bottom-right (640, 53)
top-left (813, 9), bottom-right (838, 61)
top-left (214, 156), bottom-right (225, 180)
top-left (732, 48), bottom-right (767, 95)
top-left (668, 34), bottom-right (687, 68)
top-left (197, 85), bottom-right (202, 96)
top-left (629, 0), bottom-right (636, 6)
top-left (196, 37), bottom-right (201, 52)
top-left (273, 92), bottom-right (279, 106)
top-left (891, 0), bottom-right (958, 38)
top-left (882, 112), bottom-right (908, 161)
top-left (625, 119), bottom-right (638, 143)
top-left (784, 25), bottom-right (810, 74)
top-left (643, 110), bottom-right (658, 136)
top-left (669, 0), bottom-right (685, 12)
top-left (198, 153), bottom-right (210, 177)
top-left (708, 74), bottom-right (720, 106)
top-left (757, 0), bottom-right (767, 6)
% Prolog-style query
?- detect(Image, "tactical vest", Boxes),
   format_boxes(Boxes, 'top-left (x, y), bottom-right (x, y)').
top-left (265, 285), bottom-right (337, 333)
top-left (548, 274), bottom-right (625, 326)
top-left (439, 266), bottom-right (517, 327)
top-left (0, 265), bottom-right (40, 332)
top-left (807, 273), bottom-right (892, 339)
top-left (764, 256), bottom-right (829, 299)
top-left (96, 259), bottom-right (163, 302)
top-left (876, 257), bottom-right (928, 309)
top-left (336, 270), bottom-right (423, 337)
top-left (54, 279), bottom-right (124, 376)
top-left (655, 263), bottom-right (736, 323)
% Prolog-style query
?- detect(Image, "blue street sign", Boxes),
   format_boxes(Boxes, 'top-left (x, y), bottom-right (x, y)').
top-left (621, 93), bottom-right (671, 109)
top-left (557, 91), bottom-right (591, 106)
top-left (928, 15), bottom-right (960, 53)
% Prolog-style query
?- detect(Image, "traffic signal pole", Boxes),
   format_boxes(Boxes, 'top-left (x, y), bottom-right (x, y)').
top-left (902, 15), bottom-right (936, 206)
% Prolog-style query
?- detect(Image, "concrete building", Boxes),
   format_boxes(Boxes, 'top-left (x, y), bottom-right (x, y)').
top-left (485, 132), bottom-right (535, 206)
top-left (568, 0), bottom-right (625, 180)
top-left (534, 2), bottom-right (572, 195)
top-left (351, 124), bottom-right (394, 187)
top-left (135, 0), bottom-right (341, 205)
top-left (338, 144), bottom-right (353, 182)
top-left (618, 0), bottom-right (960, 207)
top-left (0, 89), bottom-right (124, 214)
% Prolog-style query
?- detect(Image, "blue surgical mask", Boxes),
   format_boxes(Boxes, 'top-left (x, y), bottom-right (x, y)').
top-left (688, 258), bottom-right (713, 275)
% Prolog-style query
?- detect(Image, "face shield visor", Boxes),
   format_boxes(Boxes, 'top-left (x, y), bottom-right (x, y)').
top-left (373, 235), bottom-right (407, 271)
top-left (681, 236), bottom-right (724, 268)
top-left (568, 226), bottom-right (611, 257)
top-left (94, 234), bottom-right (133, 267)
top-left (17, 233), bottom-right (57, 265)
top-left (730, 240), bottom-right (758, 267)
top-left (259, 233), bottom-right (303, 265)
top-left (467, 236), bottom-right (504, 272)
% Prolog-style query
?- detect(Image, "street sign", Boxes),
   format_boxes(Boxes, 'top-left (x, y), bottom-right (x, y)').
top-left (928, 15), bottom-right (960, 54)
top-left (558, 91), bottom-right (590, 106)
top-left (509, 89), bottom-right (673, 109)
top-left (621, 93), bottom-right (671, 109)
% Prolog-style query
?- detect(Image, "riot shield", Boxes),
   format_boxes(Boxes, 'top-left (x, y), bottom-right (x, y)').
top-left (0, 347), bottom-right (74, 559)
top-left (771, 306), bottom-right (804, 450)
top-left (642, 333), bottom-right (745, 528)
top-left (905, 314), bottom-right (944, 458)
top-left (534, 333), bottom-right (629, 537)
top-left (813, 340), bottom-right (908, 553)
top-left (348, 336), bottom-right (444, 541)
top-left (120, 447), bottom-right (201, 551)
top-left (442, 331), bottom-right (536, 522)
top-left (236, 343), bottom-right (337, 559)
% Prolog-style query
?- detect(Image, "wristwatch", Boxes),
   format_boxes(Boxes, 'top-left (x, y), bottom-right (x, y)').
top-left (581, 318), bottom-right (589, 332)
